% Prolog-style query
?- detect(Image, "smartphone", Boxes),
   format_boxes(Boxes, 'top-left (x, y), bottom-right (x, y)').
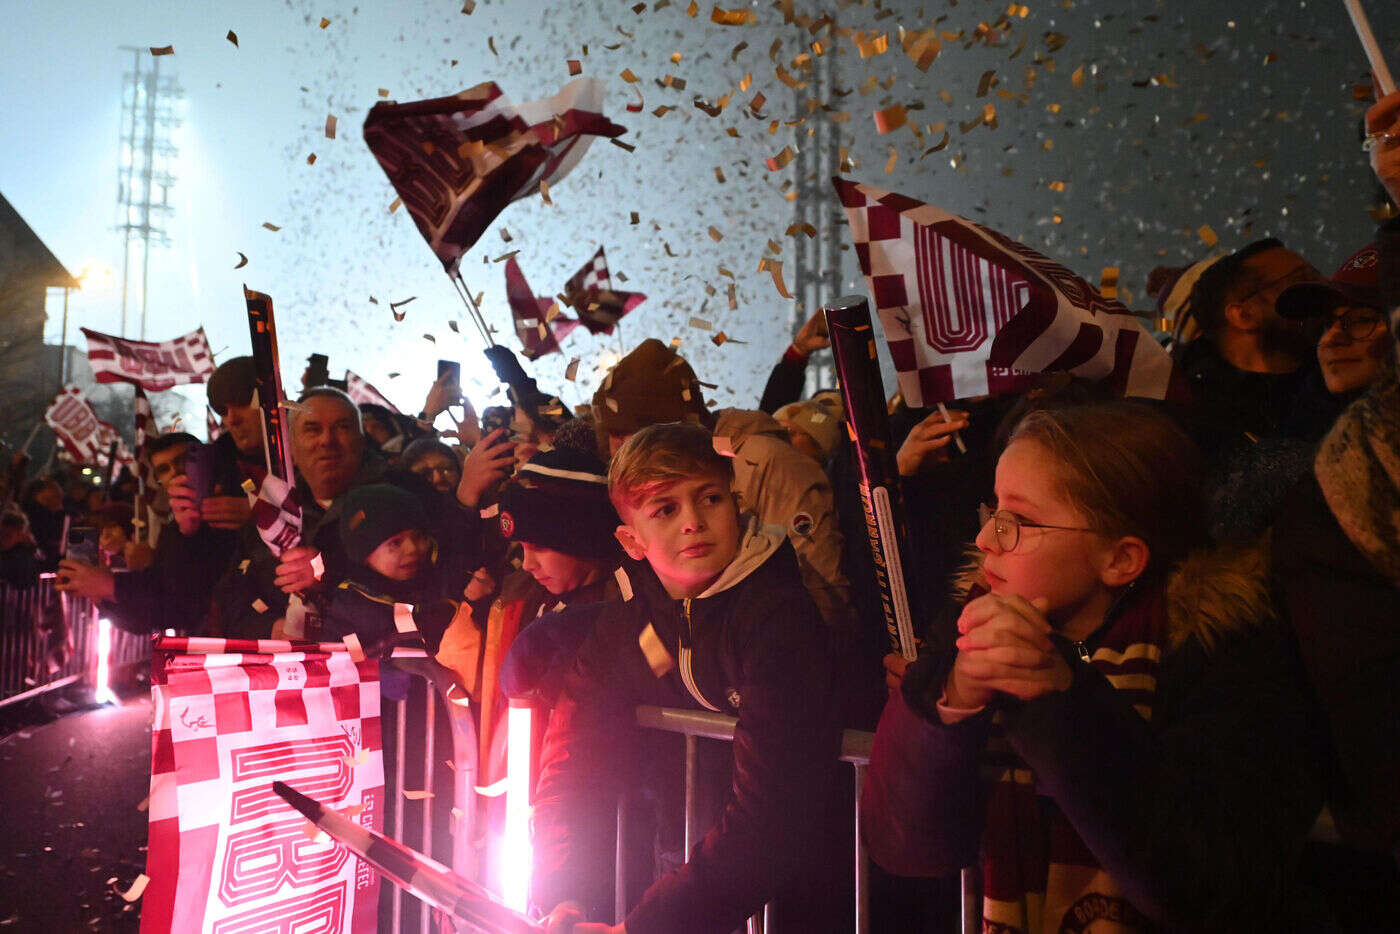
top-left (306, 353), bottom-right (330, 388)
top-left (481, 405), bottom-right (512, 437)
top-left (65, 525), bottom-right (99, 565)
top-left (437, 359), bottom-right (461, 388)
top-left (182, 442), bottom-right (216, 505)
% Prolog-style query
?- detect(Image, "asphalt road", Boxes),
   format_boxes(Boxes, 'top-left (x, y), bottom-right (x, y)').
top-left (0, 697), bottom-right (151, 932)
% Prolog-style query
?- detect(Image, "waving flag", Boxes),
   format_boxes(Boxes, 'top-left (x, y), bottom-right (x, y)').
top-left (141, 637), bottom-right (383, 934)
top-left (132, 387), bottom-right (167, 542)
top-left (45, 385), bottom-right (117, 463)
top-left (505, 256), bottom-right (578, 359)
top-left (81, 327), bottom-right (215, 391)
top-left (834, 178), bottom-right (1176, 406)
top-left (561, 246), bottom-right (647, 335)
top-left (363, 77), bottom-right (626, 273)
top-left (344, 371), bottom-right (401, 415)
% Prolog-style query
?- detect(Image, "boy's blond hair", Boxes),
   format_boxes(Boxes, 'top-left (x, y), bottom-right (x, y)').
top-left (608, 422), bottom-right (735, 514)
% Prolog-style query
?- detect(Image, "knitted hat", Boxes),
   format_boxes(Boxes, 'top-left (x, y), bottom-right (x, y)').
top-left (340, 484), bottom-right (430, 563)
top-left (207, 356), bottom-right (257, 416)
top-left (592, 339), bottom-right (709, 438)
top-left (498, 447), bottom-right (619, 561)
top-left (774, 400), bottom-right (843, 460)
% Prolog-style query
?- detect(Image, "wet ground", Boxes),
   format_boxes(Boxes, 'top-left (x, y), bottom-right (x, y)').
top-left (0, 690), bottom-right (151, 932)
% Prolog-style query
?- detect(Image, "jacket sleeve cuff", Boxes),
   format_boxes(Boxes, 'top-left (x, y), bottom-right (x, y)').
top-left (783, 344), bottom-right (810, 365)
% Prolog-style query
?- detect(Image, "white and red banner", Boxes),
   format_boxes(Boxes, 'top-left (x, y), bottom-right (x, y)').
top-left (44, 384), bottom-right (131, 467)
top-left (82, 326), bottom-right (216, 391)
top-left (505, 256), bottom-right (578, 359)
top-left (141, 637), bottom-right (384, 933)
top-left (834, 177), bottom-right (1177, 406)
top-left (344, 371), bottom-right (401, 415)
top-left (363, 77), bottom-right (627, 272)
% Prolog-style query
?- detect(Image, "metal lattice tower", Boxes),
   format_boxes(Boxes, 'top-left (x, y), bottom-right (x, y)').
top-left (116, 47), bottom-right (182, 339)
top-left (791, 42), bottom-right (843, 396)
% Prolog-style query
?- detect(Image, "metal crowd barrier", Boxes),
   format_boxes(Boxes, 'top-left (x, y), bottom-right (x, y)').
top-left (0, 574), bottom-right (148, 707)
top-left (630, 706), bottom-right (876, 934)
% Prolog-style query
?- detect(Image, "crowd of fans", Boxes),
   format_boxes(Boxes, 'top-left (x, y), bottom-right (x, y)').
top-left (0, 92), bottom-right (1397, 934)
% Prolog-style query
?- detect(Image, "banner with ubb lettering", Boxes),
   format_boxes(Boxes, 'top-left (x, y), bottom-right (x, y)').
top-left (141, 637), bottom-right (383, 933)
top-left (82, 326), bottom-right (216, 391)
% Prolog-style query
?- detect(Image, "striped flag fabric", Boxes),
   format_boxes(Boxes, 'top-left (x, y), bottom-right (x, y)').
top-left (344, 370), bottom-right (402, 415)
top-left (248, 473), bottom-right (302, 558)
top-left (81, 327), bottom-right (216, 391)
top-left (834, 177), bottom-right (1176, 406)
top-left (132, 387), bottom-right (166, 542)
top-left (561, 246), bottom-right (647, 335)
top-left (140, 637), bottom-right (383, 933)
top-left (505, 256), bottom-right (578, 359)
top-left (363, 77), bottom-right (626, 273)
top-left (206, 405), bottom-right (223, 442)
top-left (45, 385), bottom-right (109, 463)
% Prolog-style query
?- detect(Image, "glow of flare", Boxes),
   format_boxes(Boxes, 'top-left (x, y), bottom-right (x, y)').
top-left (500, 702), bottom-right (534, 912)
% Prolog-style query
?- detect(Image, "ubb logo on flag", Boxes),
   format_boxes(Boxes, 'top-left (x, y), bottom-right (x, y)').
top-left (44, 385), bottom-right (105, 460)
top-left (142, 638), bottom-right (384, 934)
top-left (82, 327), bottom-right (215, 391)
top-left (834, 177), bottom-right (1176, 406)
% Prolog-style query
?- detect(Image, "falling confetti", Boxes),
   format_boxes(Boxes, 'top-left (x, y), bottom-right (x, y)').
top-left (149, 45), bottom-right (174, 56)
top-left (226, 30), bottom-right (238, 47)
top-left (234, 252), bottom-right (248, 269)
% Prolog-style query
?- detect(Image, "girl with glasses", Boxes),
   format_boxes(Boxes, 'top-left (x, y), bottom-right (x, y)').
top-left (862, 400), bottom-right (1330, 931)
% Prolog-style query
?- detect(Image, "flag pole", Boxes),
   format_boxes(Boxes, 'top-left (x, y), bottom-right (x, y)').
top-left (450, 269), bottom-right (496, 346)
top-left (1345, 0), bottom-right (1397, 96)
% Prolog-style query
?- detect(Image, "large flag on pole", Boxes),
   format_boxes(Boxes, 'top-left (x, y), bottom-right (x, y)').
top-left (561, 246), bottom-right (647, 335)
top-left (81, 327), bottom-right (216, 391)
top-left (834, 177), bottom-right (1177, 407)
top-left (504, 256), bottom-right (578, 359)
top-left (140, 637), bottom-right (384, 933)
top-left (45, 385), bottom-right (130, 466)
top-left (363, 77), bottom-right (627, 274)
top-left (344, 371), bottom-right (401, 415)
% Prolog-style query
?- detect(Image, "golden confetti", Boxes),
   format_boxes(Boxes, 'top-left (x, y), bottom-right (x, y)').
top-left (568, 59), bottom-right (582, 75)
top-left (609, 138), bottom-right (636, 153)
top-left (539, 180), bottom-right (553, 205)
top-left (1071, 65), bottom-right (1085, 89)
top-left (786, 222), bottom-right (816, 238)
top-left (708, 226), bottom-right (724, 242)
top-left (226, 31), bottom-right (238, 47)
top-left (461, 0), bottom-right (476, 11)
top-left (1048, 180), bottom-right (1066, 192)
top-left (389, 196), bottom-right (402, 213)
top-left (566, 358), bottom-right (580, 380)
top-left (757, 257), bottom-right (793, 298)
top-left (262, 222), bottom-right (281, 231)
top-left (977, 70), bottom-right (997, 97)
top-left (620, 68), bottom-right (640, 83)
top-left (749, 91), bottom-right (766, 113)
top-left (1100, 267), bottom-right (1119, 299)
top-left (324, 115), bottom-right (337, 139)
top-left (1197, 225), bottom-right (1219, 247)
top-left (234, 252), bottom-right (248, 269)
top-left (630, 211), bottom-right (640, 225)
top-left (689, 316), bottom-right (713, 330)
top-left (150, 45), bottom-right (174, 56)
top-left (306, 152), bottom-right (317, 165)
top-left (714, 166), bottom-right (726, 183)
top-left (319, 16), bottom-right (331, 27)
top-left (115, 875), bottom-right (150, 902)
top-left (711, 6), bottom-right (756, 26)
top-left (765, 145), bottom-right (796, 171)
top-left (885, 146), bottom-right (899, 173)
top-left (873, 104), bottom-right (906, 134)
top-left (403, 790), bottom-right (434, 801)
top-left (855, 32), bottom-right (889, 58)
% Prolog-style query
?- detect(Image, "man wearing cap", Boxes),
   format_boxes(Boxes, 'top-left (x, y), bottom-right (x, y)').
top-left (592, 338), bottom-right (853, 631)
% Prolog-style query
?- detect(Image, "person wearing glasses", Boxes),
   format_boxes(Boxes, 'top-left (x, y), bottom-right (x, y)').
top-left (863, 399), bottom-right (1331, 931)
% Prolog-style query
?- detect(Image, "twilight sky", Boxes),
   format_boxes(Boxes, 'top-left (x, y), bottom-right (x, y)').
top-left (3, 0), bottom-right (1397, 423)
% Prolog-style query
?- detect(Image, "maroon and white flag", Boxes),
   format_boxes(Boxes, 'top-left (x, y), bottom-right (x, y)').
top-left (363, 77), bottom-right (626, 273)
top-left (140, 637), bottom-right (383, 933)
top-left (81, 327), bottom-right (216, 391)
top-left (505, 256), bottom-right (578, 359)
top-left (834, 178), bottom-right (1176, 406)
top-left (249, 473), bottom-right (303, 559)
top-left (344, 371), bottom-right (401, 415)
top-left (206, 405), bottom-right (223, 443)
top-left (132, 387), bottom-right (166, 540)
top-left (562, 246), bottom-right (647, 335)
top-left (45, 385), bottom-right (107, 462)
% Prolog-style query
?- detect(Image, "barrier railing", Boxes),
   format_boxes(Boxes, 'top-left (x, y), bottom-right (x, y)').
top-left (630, 706), bottom-right (875, 934)
top-left (0, 574), bottom-right (147, 707)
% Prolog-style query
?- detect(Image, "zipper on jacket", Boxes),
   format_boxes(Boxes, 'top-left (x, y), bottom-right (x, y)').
top-left (677, 598), bottom-right (720, 712)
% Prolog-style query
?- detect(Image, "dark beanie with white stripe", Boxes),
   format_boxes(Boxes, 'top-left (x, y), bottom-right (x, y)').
top-left (498, 448), bottom-right (620, 561)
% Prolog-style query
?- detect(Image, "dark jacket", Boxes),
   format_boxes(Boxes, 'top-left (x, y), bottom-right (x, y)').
top-left (1272, 475), bottom-right (1400, 858)
top-left (529, 517), bottom-right (844, 933)
top-left (862, 547), bottom-right (1331, 931)
top-left (105, 519), bottom-right (239, 635)
top-left (757, 347), bottom-right (810, 414)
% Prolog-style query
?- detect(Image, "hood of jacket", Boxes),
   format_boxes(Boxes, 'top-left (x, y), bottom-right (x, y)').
top-left (951, 540), bottom-right (1273, 655)
top-left (714, 407), bottom-right (789, 449)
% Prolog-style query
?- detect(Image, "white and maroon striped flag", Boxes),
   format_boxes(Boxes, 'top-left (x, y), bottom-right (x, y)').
top-left (249, 473), bottom-right (303, 558)
top-left (562, 246), bottom-right (647, 335)
top-left (132, 387), bottom-right (165, 542)
top-left (141, 637), bottom-right (383, 933)
top-left (81, 327), bottom-right (216, 391)
top-left (45, 385), bottom-right (107, 462)
top-left (505, 256), bottom-right (578, 359)
top-left (363, 77), bottom-right (627, 273)
top-left (834, 178), bottom-right (1177, 406)
top-left (206, 405), bottom-right (223, 443)
top-left (344, 371), bottom-right (401, 415)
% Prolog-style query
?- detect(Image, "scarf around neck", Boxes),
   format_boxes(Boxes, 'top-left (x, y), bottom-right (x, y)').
top-left (979, 583), bottom-right (1170, 934)
top-left (1314, 373), bottom-right (1400, 586)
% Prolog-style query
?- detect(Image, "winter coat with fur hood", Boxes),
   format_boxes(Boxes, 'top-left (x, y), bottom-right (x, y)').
top-left (862, 544), bottom-right (1331, 931)
top-left (529, 516), bottom-right (845, 933)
